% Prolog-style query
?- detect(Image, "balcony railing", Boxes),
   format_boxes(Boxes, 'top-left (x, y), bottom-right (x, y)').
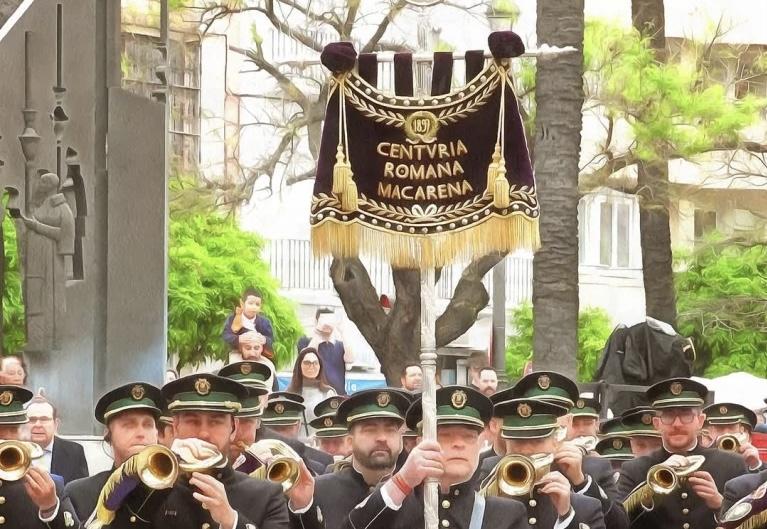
top-left (265, 239), bottom-right (533, 305)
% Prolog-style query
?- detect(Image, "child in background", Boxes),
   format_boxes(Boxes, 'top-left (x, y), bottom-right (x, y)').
top-left (222, 287), bottom-right (275, 358)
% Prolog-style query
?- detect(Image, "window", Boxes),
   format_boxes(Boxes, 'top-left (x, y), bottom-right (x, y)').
top-left (580, 191), bottom-right (637, 268)
top-left (694, 209), bottom-right (717, 239)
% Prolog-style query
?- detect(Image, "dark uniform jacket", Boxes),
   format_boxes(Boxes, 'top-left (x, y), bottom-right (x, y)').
top-left (65, 469), bottom-right (170, 528)
top-left (617, 445), bottom-right (747, 529)
top-left (153, 465), bottom-right (289, 529)
top-left (478, 454), bottom-right (627, 529)
top-left (344, 479), bottom-right (534, 529)
top-left (720, 468), bottom-right (767, 514)
top-left (290, 463), bottom-right (390, 529)
top-left (2, 477), bottom-right (78, 529)
top-left (51, 437), bottom-right (89, 485)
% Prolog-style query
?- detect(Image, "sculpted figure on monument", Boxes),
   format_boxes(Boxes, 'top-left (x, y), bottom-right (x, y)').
top-left (21, 171), bottom-right (74, 352)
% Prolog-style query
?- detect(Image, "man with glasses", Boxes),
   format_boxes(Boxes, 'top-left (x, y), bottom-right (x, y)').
top-left (617, 377), bottom-right (749, 529)
top-left (26, 395), bottom-right (89, 484)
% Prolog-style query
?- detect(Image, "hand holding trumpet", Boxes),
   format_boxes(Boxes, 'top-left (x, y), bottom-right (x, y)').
top-left (537, 471), bottom-right (572, 517)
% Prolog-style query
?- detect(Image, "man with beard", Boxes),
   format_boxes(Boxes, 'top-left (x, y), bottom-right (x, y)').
top-left (286, 388), bottom-right (410, 529)
top-left (64, 382), bottom-right (166, 528)
top-left (345, 386), bottom-right (533, 529)
top-left (156, 373), bottom-right (289, 529)
top-left (480, 372), bottom-right (627, 528)
top-left (618, 377), bottom-right (748, 529)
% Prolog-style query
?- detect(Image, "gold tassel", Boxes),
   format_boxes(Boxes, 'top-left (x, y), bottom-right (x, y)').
top-left (341, 175), bottom-right (358, 212)
top-left (486, 144), bottom-right (501, 193)
top-left (332, 146), bottom-right (351, 196)
top-left (493, 159), bottom-right (510, 209)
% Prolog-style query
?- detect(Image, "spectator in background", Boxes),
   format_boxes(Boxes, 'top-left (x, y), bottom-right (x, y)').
top-left (25, 394), bottom-right (89, 484)
top-left (297, 307), bottom-right (353, 395)
top-left (400, 363), bottom-right (423, 393)
top-left (0, 353), bottom-right (28, 385)
top-left (475, 366), bottom-right (499, 396)
top-left (287, 348), bottom-right (336, 427)
top-left (230, 330), bottom-right (276, 391)
top-left (222, 287), bottom-right (275, 357)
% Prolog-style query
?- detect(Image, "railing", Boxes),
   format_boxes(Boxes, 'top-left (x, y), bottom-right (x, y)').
top-left (265, 239), bottom-right (533, 305)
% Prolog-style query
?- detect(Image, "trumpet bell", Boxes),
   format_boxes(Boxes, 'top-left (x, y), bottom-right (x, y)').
top-left (481, 453), bottom-right (554, 498)
top-left (717, 433), bottom-right (748, 452)
top-left (137, 445), bottom-right (179, 490)
top-left (245, 439), bottom-right (303, 493)
top-left (647, 455), bottom-right (705, 495)
top-left (0, 440), bottom-right (43, 482)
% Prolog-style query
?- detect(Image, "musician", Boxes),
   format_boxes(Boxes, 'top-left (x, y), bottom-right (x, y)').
top-left (0, 385), bottom-right (78, 529)
top-left (720, 468), bottom-right (767, 518)
top-left (218, 361), bottom-right (271, 464)
top-left (595, 437), bottom-right (634, 481)
top-left (345, 386), bottom-right (534, 529)
top-left (619, 406), bottom-right (662, 457)
top-left (64, 382), bottom-right (166, 527)
top-left (262, 392), bottom-right (306, 440)
top-left (308, 396), bottom-right (351, 459)
top-left (701, 402), bottom-right (764, 472)
top-left (567, 397), bottom-right (600, 441)
top-left (481, 372), bottom-right (626, 528)
top-left (158, 373), bottom-right (289, 529)
top-left (286, 388), bottom-right (410, 529)
top-left (485, 397), bottom-right (608, 529)
top-left (617, 377), bottom-right (748, 529)
top-left (259, 390), bottom-right (332, 474)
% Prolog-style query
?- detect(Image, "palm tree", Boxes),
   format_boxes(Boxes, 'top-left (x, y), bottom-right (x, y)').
top-left (632, 0), bottom-right (677, 326)
top-left (531, 0), bottom-right (585, 378)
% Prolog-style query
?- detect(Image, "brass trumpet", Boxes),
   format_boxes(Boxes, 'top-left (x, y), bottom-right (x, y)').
top-left (647, 454), bottom-right (705, 495)
top-left (717, 432), bottom-right (748, 452)
top-left (624, 455), bottom-right (705, 515)
top-left (479, 453), bottom-right (554, 498)
top-left (87, 444), bottom-right (179, 529)
top-left (570, 435), bottom-right (598, 454)
top-left (246, 439), bottom-right (302, 493)
top-left (0, 440), bottom-right (44, 481)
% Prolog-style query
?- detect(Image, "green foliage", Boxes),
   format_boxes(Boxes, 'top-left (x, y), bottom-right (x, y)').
top-left (505, 303), bottom-right (613, 382)
top-left (168, 210), bottom-right (302, 370)
top-left (583, 19), bottom-right (765, 162)
top-left (1, 207), bottom-right (25, 354)
top-left (676, 237), bottom-right (767, 378)
top-left (489, 0), bottom-right (520, 18)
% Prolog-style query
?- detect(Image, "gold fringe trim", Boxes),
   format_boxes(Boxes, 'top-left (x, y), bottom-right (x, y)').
top-left (735, 510), bottom-right (767, 529)
top-left (311, 214), bottom-right (540, 269)
top-left (623, 482), bottom-right (654, 518)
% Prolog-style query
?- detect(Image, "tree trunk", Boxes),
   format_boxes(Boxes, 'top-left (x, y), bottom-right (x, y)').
top-left (531, 0), bottom-right (585, 378)
top-left (331, 254), bottom-right (504, 385)
top-left (632, 0), bottom-right (677, 326)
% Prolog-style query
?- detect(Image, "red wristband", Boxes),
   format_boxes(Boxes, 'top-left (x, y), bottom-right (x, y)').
top-left (391, 473), bottom-right (413, 496)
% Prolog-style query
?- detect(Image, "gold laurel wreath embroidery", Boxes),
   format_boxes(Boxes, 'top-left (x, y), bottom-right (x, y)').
top-left (312, 185), bottom-right (537, 224)
top-left (343, 72), bottom-right (500, 129)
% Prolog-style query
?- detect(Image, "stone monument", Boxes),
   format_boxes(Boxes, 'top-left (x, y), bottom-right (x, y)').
top-left (0, 0), bottom-right (168, 433)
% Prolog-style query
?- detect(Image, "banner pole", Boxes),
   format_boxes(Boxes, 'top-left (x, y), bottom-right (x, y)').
top-left (420, 267), bottom-right (438, 529)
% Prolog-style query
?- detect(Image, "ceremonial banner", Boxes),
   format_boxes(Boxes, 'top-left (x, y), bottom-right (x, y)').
top-left (311, 39), bottom-right (539, 268)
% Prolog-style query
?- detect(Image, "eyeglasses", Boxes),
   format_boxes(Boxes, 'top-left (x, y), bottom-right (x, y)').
top-left (301, 360), bottom-right (320, 366)
top-left (658, 410), bottom-right (697, 425)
